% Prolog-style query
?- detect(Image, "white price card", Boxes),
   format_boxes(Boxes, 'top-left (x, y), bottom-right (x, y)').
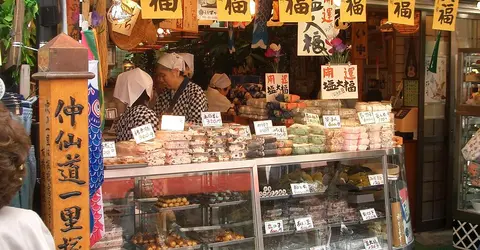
top-left (242, 126), bottom-right (253, 139)
top-left (264, 220), bottom-right (284, 234)
top-left (363, 237), bottom-right (382, 250)
top-left (368, 174), bottom-right (385, 186)
top-left (310, 246), bottom-right (330, 250)
top-left (161, 115), bottom-right (185, 131)
top-left (270, 126), bottom-right (288, 140)
top-left (131, 124), bottom-right (155, 144)
top-left (294, 216), bottom-right (314, 231)
top-left (323, 115), bottom-right (341, 128)
top-left (357, 111), bottom-right (375, 124)
top-left (102, 141), bottom-right (117, 158)
top-left (373, 111), bottom-right (390, 124)
top-left (360, 208), bottom-right (378, 221)
top-left (305, 113), bottom-right (321, 125)
top-left (290, 183), bottom-right (310, 195)
top-left (254, 120), bottom-right (273, 135)
top-left (201, 112), bottom-right (223, 127)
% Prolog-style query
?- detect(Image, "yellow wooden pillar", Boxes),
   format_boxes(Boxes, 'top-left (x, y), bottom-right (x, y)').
top-left (33, 33), bottom-right (94, 249)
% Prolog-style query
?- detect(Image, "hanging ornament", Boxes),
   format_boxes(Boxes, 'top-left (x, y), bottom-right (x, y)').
top-left (107, 0), bottom-right (138, 24)
top-left (228, 22), bottom-right (236, 54)
top-left (428, 31), bottom-right (441, 73)
top-left (252, 0), bottom-right (273, 49)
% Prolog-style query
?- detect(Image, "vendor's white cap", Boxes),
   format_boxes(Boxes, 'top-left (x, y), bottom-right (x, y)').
top-left (113, 68), bottom-right (153, 106)
top-left (178, 53), bottom-right (194, 72)
top-left (210, 73), bottom-right (232, 89)
top-left (157, 52), bottom-right (185, 71)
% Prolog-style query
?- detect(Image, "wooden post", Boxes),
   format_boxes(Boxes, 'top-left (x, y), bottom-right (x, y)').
top-left (33, 33), bottom-right (94, 249)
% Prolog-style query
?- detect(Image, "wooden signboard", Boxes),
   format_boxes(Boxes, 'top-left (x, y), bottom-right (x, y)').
top-left (33, 34), bottom-right (93, 250)
top-left (159, 0), bottom-right (199, 32)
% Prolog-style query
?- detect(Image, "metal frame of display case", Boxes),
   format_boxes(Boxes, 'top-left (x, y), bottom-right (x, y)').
top-left (453, 48), bottom-right (480, 226)
top-left (104, 149), bottom-right (398, 250)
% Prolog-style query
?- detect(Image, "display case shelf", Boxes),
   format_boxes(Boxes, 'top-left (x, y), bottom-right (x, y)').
top-left (206, 237), bottom-right (255, 248)
top-left (208, 200), bottom-right (246, 208)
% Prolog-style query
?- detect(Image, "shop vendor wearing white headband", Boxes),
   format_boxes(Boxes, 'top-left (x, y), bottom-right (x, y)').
top-left (206, 73), bottom-right (234, 113)
top-left (114, 68), bottom-right (159, 141)
top-left (153, 53), bottom-right (208, 124)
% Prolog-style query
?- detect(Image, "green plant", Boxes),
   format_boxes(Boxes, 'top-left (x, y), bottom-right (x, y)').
top-left (0, 0), bottom-right (38, 83)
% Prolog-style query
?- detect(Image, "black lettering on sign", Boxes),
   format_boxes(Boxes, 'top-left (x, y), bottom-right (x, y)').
top-left (60, 206), bottom-right (83, 232)
top-left (59, 191), bottom-right (82, 200)
top-left (225, 0), bottom-right (248, 15)
top-left (57, 154), bottom-right (86, 185)
top-left (393, 1), bottom-right (412, 19)
top-left (150, 0), bottom-right (179, 12)
top-left (63, 97), bottom-right (84, 127)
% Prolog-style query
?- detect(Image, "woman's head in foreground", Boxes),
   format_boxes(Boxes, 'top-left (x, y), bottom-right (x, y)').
top-left (0, 103), bottom-right (30, 209)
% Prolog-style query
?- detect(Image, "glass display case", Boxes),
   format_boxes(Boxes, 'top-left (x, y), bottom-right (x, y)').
top-left (453, 49), bottom-right (480, 249)
top-left (96, 149), bottom-right (409, 250)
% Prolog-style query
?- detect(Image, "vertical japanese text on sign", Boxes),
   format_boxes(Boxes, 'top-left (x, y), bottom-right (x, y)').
top-left (320, 65), bottom-right (358, 99)
top-left (279, 0), bottom-right (313, 22)
top-left (216, 0), bottom-right (251, 21)
top-left (140, 0), bottom-right (183, 19)
top-left (432, 0), bottom-right (458, 31)
top-left (340, 0), bottom-right (366, 22)
top-left (266, 73), bottom-right (290, 102)
top-left (388, 0), bottom-right (415, 25)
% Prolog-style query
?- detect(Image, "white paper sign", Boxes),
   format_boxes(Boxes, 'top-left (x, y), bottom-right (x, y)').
top-left (291, 183), bottom-right (310, 195)
top-left (242, 126), bottom-right (253, 139)
top-left (373, 111), bottom-right (391, 124)
top-left (294, 216), bottom-right (314, 231)
top-left (310, 246), bottom-right (330, 250)
top-left (266, 73), bottom-right (289, 102)
top-left (254, 120), bottom-right (273, 135)
top-left (323, 115), bottom-right (341, 128)
top-left (201, 112), bottom-right (222, 127)
top-left (320, 65), bottom-right (358, 99)
top-left (265, 220), bottom-right (284, 234)
top-left (297, 0), bottom-right (337, 56)
top-left (363, 237), bottom-right (382, 250)
top-left (161, 115), bottom-right (185, 131)
top-left (360, 208), bottom-right (378, 221)
top-left (270, 126), bottom-right (288, 140)
top-left (131, 124), bottom-right (155, 144)
top-left (0, 78), bottom-right (5, 99)
top-left (368, 174), bottom-right (385, 186)
top-left (305, 113), bottom-right (321, 125)
top-left (197, 0), bottom-right (217, 20)
top-left (357, 111), bottom-right (375, 124)
top-left (102, 141), bottom-right (117, 158)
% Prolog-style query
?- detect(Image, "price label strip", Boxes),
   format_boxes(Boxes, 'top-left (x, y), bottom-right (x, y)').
top-left (201, 112), bottom-right (223, 127)
top-left (323, 115), bottom-right (341, 128)
top-left (363, 237), bottom-right (382, 250)
top-left (357, 111), bottom-right (375, 124)
top-left (254, 120), bottom-right (273, 135)
top-left (360, 208), bottom-right (378, 221)
top-left (368, 174), bottom-right (385, 186)
top-left (131, 123), bottom-right (155, 144)
top-left (290, 183), bottom-right (310, 195)
top-left (373, 111), bottom-right (390, 124)
top-left (102, 141), bottom-right (117, 158)
top-left (294, 216), bottom-right (314, 231)
top-left (264, 220), bottom-right (284, 234)
top-left (270, 126), bottom-right (288, 140)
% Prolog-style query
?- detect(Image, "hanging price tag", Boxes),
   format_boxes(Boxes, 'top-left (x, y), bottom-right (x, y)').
top-left (201, 112), bottom-right (223, 127)
top-left (131, 124), bottom-right (155, 144)
top-left (305, 113), bottom-right (321, 125)
top-left (363, 237), bottom-right (382, 250)
top-left (373, 111), bottom-right (390, 124)
top-left (264, 220), bottom-right (284, 234)
top-left (323, 115), bottom-right (341, 128)
top-left (290, 183), bottom-right (310, 195)
top-left (294, 216), bottom-right (314, 231)
top-left (254, 120), bottom-right (273, 135)
top-left (368, 174), bottom-right (385, 185)
top-left (360, 208), bottom-right (378, 221)
top-left (102, 141), bottom-right (117, 158)
top-left (161, 115), bottom-right (185, 131)
top-left (357, 111), bottom-right (375, 124)
top-left (270, 126), bottom-right (288, 140)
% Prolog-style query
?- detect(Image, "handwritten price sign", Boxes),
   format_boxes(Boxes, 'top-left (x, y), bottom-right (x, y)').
top-left (131, 124), bottom-right (155, 144)
top-left (291, 183), bottom-right (310, 195)
top-left (360, 208), bottom-right (378, 221)
top-left (373, 111), bottom-right (390, 124)
top-left (161, 115), bottom-right (185, 131)
top-left (357, 111), bottom-right (375, 124)
top-left (201, 112), bottom-right (223, 127)
top-left (368, 174), bottom-right (385, 186)
top-left (264, 220), bottom-right (284, 234)
top-left (305, 113), bottom-right (321, 125)
top-left (102, 141), bottom-right (117, 158)
top-left (295, 216), bottom-right (314, 231)
top-left (254, 120), bottom-right (273, 135)
top-left (363, 237), bottom-right (382, 250)
top-left (323, 115), bottom-right (341, 128)
top-left (270, 126), bottom-right (288, 140)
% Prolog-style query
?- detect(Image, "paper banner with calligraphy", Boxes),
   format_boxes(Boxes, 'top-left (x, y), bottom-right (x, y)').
top-left (388, 0), bottom-right (415, 25)
top-left (198, 0), bottom-right (218, 20)
top-left (159, 0), bottom-right (199, 32)
top-left (216, 0), bottom-right (251, 21)
top-left (340, 0), bottom-right (366, 22)
top-left (432, 0), bottom-right (458, 31)
top-left (278, 0), bottom-right (312, 22)
top-left (351, 22), bottom-right (368, 59)
top-left (112, 6), bottom-right (141, 36)
top-left (297, 0), bottom-right (338, 56)
top-left (321, 65), bottom-right (358, 99)
top-left (140, 0), bottom-right (183, 19)
top-left (266, 73), bottom-right (290, 101)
